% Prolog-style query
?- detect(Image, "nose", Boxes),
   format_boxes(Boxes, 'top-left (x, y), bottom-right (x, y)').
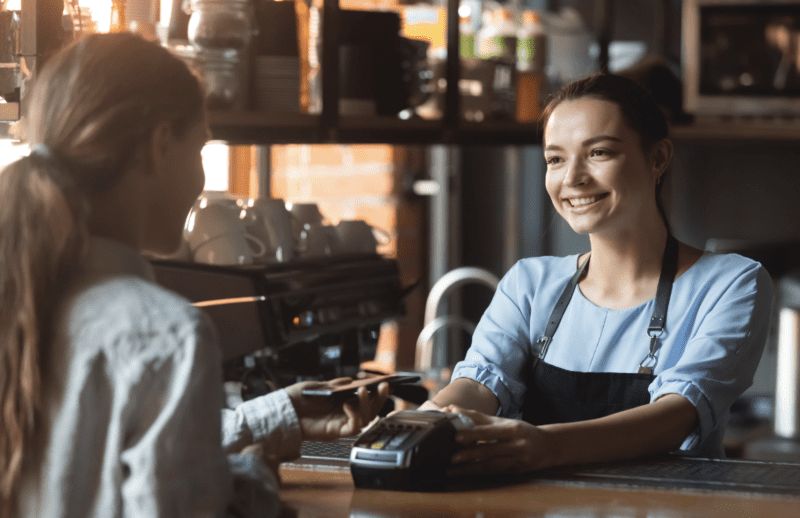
top-left (562, 157), bottom-right (589, 187)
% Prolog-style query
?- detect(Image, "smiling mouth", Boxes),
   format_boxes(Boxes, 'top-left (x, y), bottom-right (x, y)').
top-left (567, 193), bottom-right (609, 207)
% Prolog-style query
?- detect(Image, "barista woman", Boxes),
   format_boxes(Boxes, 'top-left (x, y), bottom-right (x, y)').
top-left (422, 74), bottom-right (773, 474)
top-left (0, 33), bottom-right (388, 517)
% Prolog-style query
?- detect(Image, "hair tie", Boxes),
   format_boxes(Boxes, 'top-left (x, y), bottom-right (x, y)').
top-left (28, 143), bottom-right (74, 190)
top-left (29, 143), bottom-right (57, 161)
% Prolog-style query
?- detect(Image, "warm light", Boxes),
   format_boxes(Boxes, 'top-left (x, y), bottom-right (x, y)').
top-left (0, 141), bottom-right (28, 169)
top-left (5, 0), bottom-right (20, 10)
top-left (76, 0), bottom-right (113, 33)
top-left (201, 141), bottom-right (230, 192)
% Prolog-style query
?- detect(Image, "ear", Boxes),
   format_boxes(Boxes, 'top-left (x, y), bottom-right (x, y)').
top-left (650, 138), bottom-right (674, 183)
top-left (143, 120), bottom-right (174, 178)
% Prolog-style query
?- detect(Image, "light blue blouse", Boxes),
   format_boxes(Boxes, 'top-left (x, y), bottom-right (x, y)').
top-left (451, 251), bottom-right (774, 458)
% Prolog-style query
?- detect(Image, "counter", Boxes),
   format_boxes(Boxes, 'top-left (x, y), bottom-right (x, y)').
top-left (278, 459), bottom-right (800, 518)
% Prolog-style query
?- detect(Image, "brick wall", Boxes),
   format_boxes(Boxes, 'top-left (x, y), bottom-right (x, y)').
top-left (270, 144), bottom-right (427, 372)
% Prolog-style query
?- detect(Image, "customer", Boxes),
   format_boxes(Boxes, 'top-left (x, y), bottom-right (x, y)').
top-left (0, 33), bottom-right (388, 517)
top-left (422, 74), bottom-right (773, 473)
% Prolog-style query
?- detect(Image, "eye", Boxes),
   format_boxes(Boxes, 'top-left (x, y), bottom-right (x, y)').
top-left (545, 156), bottom-right (563, 166)
top-left (590, 148), bottom-right (611, 158)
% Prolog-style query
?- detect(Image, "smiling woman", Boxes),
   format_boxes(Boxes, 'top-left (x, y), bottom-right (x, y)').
top-left (419, 74), bottom-right (774, 477)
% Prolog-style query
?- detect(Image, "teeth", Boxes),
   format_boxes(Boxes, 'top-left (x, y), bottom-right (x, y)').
top-left (569, 196), bottom-right (601, 207)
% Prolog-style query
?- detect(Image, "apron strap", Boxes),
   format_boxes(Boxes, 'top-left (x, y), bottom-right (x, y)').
top-left (533, 234), bottom-right (679, 366)
top-left (532, 254), bottom-right (590, 359)
top-left (648, 234), bottom-right (679, 335)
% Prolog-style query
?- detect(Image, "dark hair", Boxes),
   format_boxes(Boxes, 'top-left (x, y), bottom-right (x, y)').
top-left (541, 74), bottom-right (672, 231)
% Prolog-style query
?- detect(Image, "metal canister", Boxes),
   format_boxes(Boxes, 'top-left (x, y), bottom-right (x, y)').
top-left (775, 274), bottom-right (800, 439)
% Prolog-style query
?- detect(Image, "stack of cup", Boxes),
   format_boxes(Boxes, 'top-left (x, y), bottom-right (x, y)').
top-left (287, 202), bottom-right (338, 259)
top-left (240, 197), bottom-right (296, 263)
top-left (184, 193), bottom-right (267, 265)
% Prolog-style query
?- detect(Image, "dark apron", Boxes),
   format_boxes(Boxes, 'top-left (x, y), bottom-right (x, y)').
top-left (521, 235), bottom-right (679, 425)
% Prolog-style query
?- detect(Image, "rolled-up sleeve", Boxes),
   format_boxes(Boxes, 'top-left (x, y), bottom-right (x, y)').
top-left (451, 263), bottom-right (532, 418)
top-left (650, 264), bottom-right (774, 451)
top-left (221, 389), bottom-right (302, 461)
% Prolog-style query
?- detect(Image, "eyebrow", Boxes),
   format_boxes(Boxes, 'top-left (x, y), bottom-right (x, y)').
top-left (544, 135), bottom-right (623, 152)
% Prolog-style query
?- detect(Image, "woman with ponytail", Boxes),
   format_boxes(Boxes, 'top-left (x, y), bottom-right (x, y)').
top-left (1, 33), bottom-right (387, 517)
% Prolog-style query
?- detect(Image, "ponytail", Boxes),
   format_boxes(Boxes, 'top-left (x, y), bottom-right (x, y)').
top-left (0, 155), bottom-right (87, 515)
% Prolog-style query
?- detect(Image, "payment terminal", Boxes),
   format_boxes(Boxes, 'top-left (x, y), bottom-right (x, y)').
top-left (349, 410), bottom-right (474, 491)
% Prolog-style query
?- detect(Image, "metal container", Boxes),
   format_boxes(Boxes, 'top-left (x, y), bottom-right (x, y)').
top-left (775, 274), bottom-right (800, 439)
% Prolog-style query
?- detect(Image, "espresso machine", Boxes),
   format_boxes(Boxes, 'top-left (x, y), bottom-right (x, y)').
top-left (150, 254), bottom-right (410, 399)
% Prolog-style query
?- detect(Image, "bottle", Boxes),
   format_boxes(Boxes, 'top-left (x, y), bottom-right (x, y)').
top-left (516, 10), bottom-right (547, 122)
top-left (517, 10), bottom-right (546, 73)
top-left (109, 0), bottom-right (126, 33)
top-left (476, 8), bottom-right (494, 58)
top-left (459, 13), bottom-right (475, 59)
top-left (477, 7), bottom-right (516, 63)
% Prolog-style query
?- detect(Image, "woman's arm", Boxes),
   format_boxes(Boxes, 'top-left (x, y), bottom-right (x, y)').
top-left (420, 378), bottom-right (500, 416)
top-left (223, 379), bottom-right (391, 459)
top-left (447, 393), bottom-right (697, 475)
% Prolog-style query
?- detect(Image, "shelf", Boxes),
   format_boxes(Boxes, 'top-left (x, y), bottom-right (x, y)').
top-left (207, 111), bottom-right (320, 145)
top-left (670, 121), bottom-right (800, 143)
top-left (208, 111), bottom-right (542, 146)
top-left (208, 115), bottom-right (800, 148)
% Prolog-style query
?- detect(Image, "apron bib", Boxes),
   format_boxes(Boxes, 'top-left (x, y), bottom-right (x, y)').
top-left (520, 235), bottom-right (678, 425)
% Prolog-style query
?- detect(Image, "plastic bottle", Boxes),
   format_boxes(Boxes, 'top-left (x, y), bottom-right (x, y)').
top-left (478, 7), bottom-right (517, 63)
top-left (515, 10), bottom-right (547, 122)
top-left (517, 10), bottom-right (546, 73)
top-left (460, 13), bottom-right (476, 59)
top-left (109, 0), bottom-right (126, 33)
top-left (476, 9), bottom-right (495, 59)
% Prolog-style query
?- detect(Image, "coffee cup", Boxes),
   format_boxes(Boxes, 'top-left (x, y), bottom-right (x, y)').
top-left (147, 236), bottom-right (193, 262)
top-left (333, 219), bottom-right (378, 255)
top-left (287, 202), bottom-right (325, 235)
top-left (297, 222), bottom-right (338, 259)
top-left (193, 232), bottom-right (264, 265)
top-left (242, 197), bottom-right (295, 263)
top-left (185, 202), bottom-right (267, 263)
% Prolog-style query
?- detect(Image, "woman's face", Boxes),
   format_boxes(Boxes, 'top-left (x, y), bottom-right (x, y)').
top-left (543, 98), bottom-right (660, 237)
top-left (145, 115), bottom-right (208, 254)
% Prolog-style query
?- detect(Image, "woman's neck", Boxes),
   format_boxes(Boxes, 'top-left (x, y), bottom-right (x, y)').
top-left (86, 171), bottom-right (146, 251)
top-left (580, 219), bottom-right (669, 308)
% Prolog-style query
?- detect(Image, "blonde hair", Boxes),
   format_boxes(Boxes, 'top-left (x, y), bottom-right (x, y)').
top-left (0, 33), bottom-right (203, 514)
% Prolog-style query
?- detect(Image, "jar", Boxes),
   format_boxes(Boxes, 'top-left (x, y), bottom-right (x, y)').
top-left (198, 48), bottom-right (245, 110)
top-left (186, 0), bottom-right (256, 51)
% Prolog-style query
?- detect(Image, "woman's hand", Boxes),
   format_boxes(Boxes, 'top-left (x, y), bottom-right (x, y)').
top-left (442, 405), bottom-right (551, 476)
top-left (417, 400), bottom-right (444, 412)
top-left (285, 378), bottom-right (390, 441)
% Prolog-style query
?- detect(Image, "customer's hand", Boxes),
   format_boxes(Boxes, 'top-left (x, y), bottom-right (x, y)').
top-left (241, 441), bottom-right (282, 479)
top-left (442, 405), bottom-right (550, 476)
top-left (285, 378), bottom-right (390, 441)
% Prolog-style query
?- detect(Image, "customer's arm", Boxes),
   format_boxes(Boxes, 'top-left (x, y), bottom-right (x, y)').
top-left (118, 311), bottom-right (277, 518)
top-left (223, 378), bottom-right (391, 455)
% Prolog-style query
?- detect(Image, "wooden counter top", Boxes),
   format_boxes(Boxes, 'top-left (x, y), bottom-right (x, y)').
top-left (278, 464), bottom-right (799, 518)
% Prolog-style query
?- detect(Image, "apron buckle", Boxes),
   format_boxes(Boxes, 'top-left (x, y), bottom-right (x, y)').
top-left (638, 335), bottom-right (659, 375)
top-left (534, 336), bottom-right (551, 358)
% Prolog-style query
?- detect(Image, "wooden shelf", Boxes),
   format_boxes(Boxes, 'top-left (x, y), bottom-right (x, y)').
top-left (670, 121), bottom-right (800, 143)
top-left (208, 114), bottom-right (800, 147)
top-left (207, 111), bottom-right (320, 145)
top-left (208, 111), bottom-right (542, 146)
